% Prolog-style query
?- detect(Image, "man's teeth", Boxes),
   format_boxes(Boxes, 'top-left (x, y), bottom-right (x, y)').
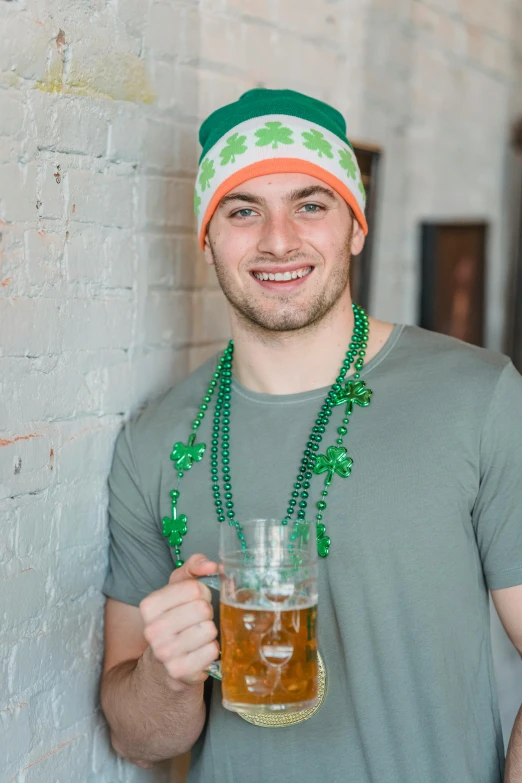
top-left (253, 267), bottom-right (312, 281)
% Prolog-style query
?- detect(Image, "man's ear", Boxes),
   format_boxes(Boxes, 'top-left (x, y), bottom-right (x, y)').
top-left (350, 219), bottom-right (366, 257)
top-left (203, 229), bottom-right (214, 266)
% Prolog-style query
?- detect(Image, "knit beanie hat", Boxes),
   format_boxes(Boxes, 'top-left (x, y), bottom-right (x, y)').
top-left (195, 88), bottom-right (368, 248)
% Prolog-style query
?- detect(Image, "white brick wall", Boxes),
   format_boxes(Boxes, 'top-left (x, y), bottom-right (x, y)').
top-left (1, 0), bottom-right (521, 780)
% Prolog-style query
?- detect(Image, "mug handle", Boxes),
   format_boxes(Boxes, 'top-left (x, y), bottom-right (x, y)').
top-left (198, 574), bottom-right (222, 681)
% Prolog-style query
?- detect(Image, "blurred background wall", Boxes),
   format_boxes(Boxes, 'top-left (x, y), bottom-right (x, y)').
top-left (0, 0), bottom-right (521, 780)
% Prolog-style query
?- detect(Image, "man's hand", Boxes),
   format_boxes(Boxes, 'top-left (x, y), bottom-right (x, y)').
top-left (139, 554), bottom-right (219, 688)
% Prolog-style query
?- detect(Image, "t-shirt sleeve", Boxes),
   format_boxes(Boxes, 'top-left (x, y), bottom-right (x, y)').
top-left (473, 361), bottom-right (522, 590)
top-left (102, 421), bottom-right (173, 607)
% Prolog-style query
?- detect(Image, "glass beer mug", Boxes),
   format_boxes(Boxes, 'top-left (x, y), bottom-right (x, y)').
top-left (202, 518), bottom-right (319, 715)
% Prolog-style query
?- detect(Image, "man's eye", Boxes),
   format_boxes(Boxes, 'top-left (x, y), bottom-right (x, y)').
top-left (231, 208), bottom-right (256, 218)
top-left (300, 203), bottom-right (323, 213)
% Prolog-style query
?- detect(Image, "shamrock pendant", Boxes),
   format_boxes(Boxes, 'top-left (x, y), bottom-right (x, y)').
top-left (316, 523), bottom-right (331, 558)
top-left (334, 379), bottom-right (372, 415)
top-left (313, 445), bottom-right (353, 487)
top-left (170, 433), bottom-right (206, 471)
top-left (162, 513), bottom-right (188, 548)
top-left (312, 446), bottom-right (353, 559)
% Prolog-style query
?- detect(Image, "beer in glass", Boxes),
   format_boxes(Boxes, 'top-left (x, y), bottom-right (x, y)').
top-left (214, 519), bottom-right (319, 714)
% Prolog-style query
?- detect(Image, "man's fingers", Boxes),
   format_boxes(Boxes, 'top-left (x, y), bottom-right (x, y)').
top-left (140, 578), bottom-right (213, 624)
top-left (169, 554), bottom-right (218, 585)
top-left (153, 620), bottom-right (218, 663)
top-left (164, 641), bottom-right (220, 684)
top-left (145, 599), bottom-right (214, 646)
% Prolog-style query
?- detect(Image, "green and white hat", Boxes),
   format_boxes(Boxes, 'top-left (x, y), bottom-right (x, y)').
top-left (195, 88), bottom-right (368, 248)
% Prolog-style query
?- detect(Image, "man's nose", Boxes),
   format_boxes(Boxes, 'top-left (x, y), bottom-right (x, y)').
top-left (256, 213), bottom-right (301, 258)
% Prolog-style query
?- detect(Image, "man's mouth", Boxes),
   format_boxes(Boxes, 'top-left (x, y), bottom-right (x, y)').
top-left (251, 266), bottom-right (313, 282)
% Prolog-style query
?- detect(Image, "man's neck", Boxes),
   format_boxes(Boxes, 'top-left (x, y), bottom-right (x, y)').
top-left (229, 297), bottom-right (395, 396)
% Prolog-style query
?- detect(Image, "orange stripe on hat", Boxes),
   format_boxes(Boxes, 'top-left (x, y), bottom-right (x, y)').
top-left (198, 158), bottom-right (368, 249)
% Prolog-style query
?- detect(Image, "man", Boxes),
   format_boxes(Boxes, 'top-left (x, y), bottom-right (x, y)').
top-left (100, 88), bottom-right (522, 782)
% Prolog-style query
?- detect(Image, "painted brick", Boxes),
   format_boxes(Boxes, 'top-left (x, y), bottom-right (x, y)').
top-left (14, 489), bottom-right (58, 557)
top-left (175, 122), bottom-right (200, 175)
top-left (153, 60), bottom-right (178, 111)
top-left (117, 0), bottom-right (149, 41)
top-left (0, 162), bottom-right (38, 223)
top-left (30, 92), bottom-right (110, 157)
top-left (133, 345), bottom-right (190, 401)
top-left (107, 108), bottom-right (146, 163)
top-left (103, 230), bottom-right (138, 289)
top-left (0, 297), bottom-right (61, 356)
top-left (146, 2), bottom-right (183, 60)
top-left (139, 175), bottom-right (195, 231)
top-left (0, 433), bottom-right (53, 500)
top-left (143, 117), bottom-right (177, 172)
top-left (0, 355), bottom-right (99, 429)
top-left (52, 667), bottom-right (99, 729)
top-left (276, 0), bottom-right (336, 39)
top-left (9, 632), bottom-right (59, 694)
top-left (191, 290), bottom-right (230, 343)
top-left (37, 162), bottom-right (65, 221)
top-left (0, 702), bottom-right (31, 768)
top-left (65, 36), bottom-right (155, 105)
top-left (0, 12), bottom-right (49, 80)
top-left (0, 223), bottom-right (25, 296)
top-left (65, 225), bottom-right (106, 283)
top-left (143, 290), bottom-right (192, 345)
top-left (53, 417), bottom-right (121, 484)
top-left (0, 567), bottom-right (46, 630)
top-left (200, 13), bottom-right (245, 67)
top-left (91, 720), bottom-right (120, 776)
top-left (0, 89), bottom-right (25, 138)
top-left (50, 545), bottom-right (108, 602)
top-left (67, 170), bottom-right (135, 228)
top-left (226, 0), bottom-right (277, 23)
top-left (175, 64), bottom-right (199, 119)
top-left (180, 6), bottom-right (200, 61)
top-left (22, 732), bottom-right (91, 783)
top-left (0, 502), bottom-right (17, 565)
top-left (141, 233), bottom-right (199, 291)
top-left (25, 229), bottom-right (64, 286)
top-left (60, 298), bottom-right (135, 351)
top-left (66, 224), bottom-right (137, 287)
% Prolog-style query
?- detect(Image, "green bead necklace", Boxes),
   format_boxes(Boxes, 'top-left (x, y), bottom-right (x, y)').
top-left (163, 303), bottom-right (373, 567)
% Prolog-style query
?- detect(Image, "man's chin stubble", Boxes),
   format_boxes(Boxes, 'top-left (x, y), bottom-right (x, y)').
top-left (209, 240), bottom-right (352, 337)
top-left (231, 295), bottom-right (340, 335)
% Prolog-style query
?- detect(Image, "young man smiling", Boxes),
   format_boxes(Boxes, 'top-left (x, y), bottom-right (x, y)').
top-left (100, 89), bottom-right (522, 783)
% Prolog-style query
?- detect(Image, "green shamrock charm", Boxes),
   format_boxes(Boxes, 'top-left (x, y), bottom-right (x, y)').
top-left (338, 148), bottom-right (358, 179)
top-left (170, 433), bottom-right (206, 471)
top-left (199, 158), bottom-right (215, 191)
top-left (219, 132), bottom-right (248, 165)
top-left (255, 121), bottom-right (294, 148)
top-left (316, 523), bottom-right (331, 558)
top-left (313, 445), bottom-right (353, 487)
top-left (162, 513), bottom-right (188, 547)
top-left (302, 129), bottom-right (333, 158)
top-left (334, 379), bottom-right (372, 414)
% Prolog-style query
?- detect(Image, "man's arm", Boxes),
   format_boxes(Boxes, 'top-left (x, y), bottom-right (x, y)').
top-left (491, 584), bottom-right (522, 782)
top-left (100, 555), bottom-right (219, 767)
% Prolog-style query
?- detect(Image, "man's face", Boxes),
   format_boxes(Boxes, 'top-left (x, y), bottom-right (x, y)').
top-left (204, 173), bottom-right (365, 333)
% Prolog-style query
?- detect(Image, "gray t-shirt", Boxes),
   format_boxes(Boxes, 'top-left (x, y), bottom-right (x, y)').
top-left (102, 325), bottom-right (522, 783)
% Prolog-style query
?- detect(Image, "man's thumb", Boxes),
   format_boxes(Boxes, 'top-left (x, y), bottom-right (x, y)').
top-left (168, 553), bottom-right (217, 584)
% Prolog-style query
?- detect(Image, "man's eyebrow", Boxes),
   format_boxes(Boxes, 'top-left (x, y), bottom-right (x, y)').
top-left (218, 192), bottom-right (266, 208)
top-left (285, 185), bottom-right (337, 202)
